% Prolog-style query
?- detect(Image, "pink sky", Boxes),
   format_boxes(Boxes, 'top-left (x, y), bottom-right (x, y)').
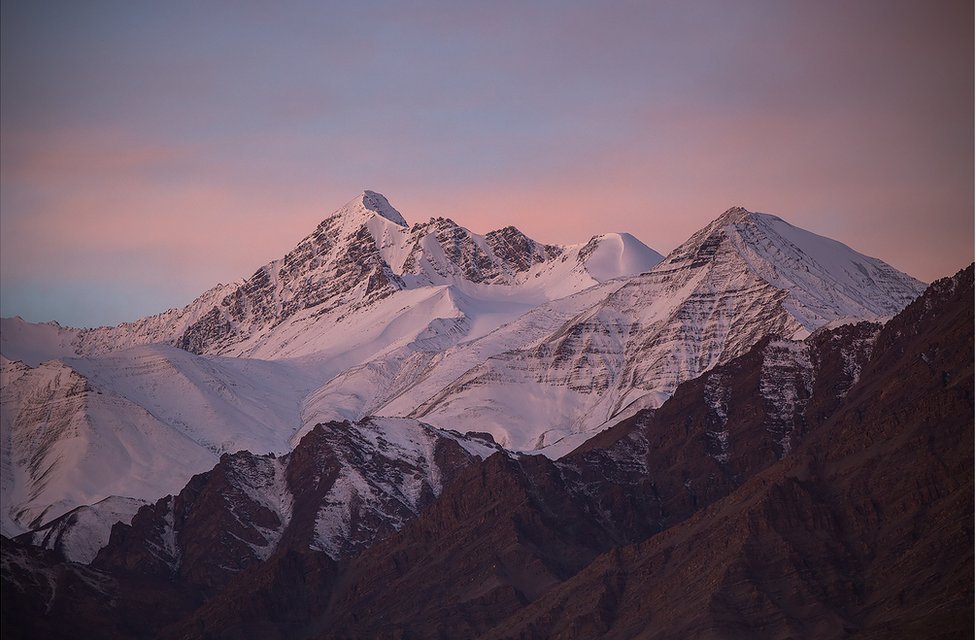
top-left (1, 1), bottom-right (972, 327)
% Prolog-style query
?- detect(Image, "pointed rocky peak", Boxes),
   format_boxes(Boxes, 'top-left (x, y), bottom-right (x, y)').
top-left (708, 205), bottom-right (793, 229)
top-left (414, 215), bottom-right (461, 231)
top-left (485, 224), bottom-right (528, 243)
top-left (485, 224), bottom-right (556, 265)
top-left (360, 190), bottom-right (408, 226)
top-left (654, 205), bottom-right (926, 325)
top-left (668, 206), bottom-right (778, 260)
top-left (715, 205), bottom-right (760, 224)
top-left (324, 190), bottom-right (408, 229)
top-left (484, 224), bottom-right (562, 254)
top-left (656, 207), bottom-right (755, 271)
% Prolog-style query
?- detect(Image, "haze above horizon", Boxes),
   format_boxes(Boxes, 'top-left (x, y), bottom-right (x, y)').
top-left (1, 0), bottom-right (972, 327)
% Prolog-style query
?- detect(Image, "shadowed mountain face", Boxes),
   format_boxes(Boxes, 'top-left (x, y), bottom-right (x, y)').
top-left (4, 266), bottom-right (965, 640)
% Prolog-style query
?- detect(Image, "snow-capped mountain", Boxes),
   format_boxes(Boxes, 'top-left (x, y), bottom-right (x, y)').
top-left (379, 207), bottom-right (925, 452)
top-left (0, 191), bottom-right (661, 538)
top-left (1, 191), bottom-right (662, 364)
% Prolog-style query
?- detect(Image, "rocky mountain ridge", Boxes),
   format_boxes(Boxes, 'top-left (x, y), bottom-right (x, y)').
top-left (1, 191), bottom-right (662, 362)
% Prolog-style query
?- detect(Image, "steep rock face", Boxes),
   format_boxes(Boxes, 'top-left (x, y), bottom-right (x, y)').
top-left (398, 218), bottom-right (562, 285)
top-left (483, 265), bottom-right (973, 640)
top-left (179, 193), bottom-right (411, 355)
top-left (286, 417), bottom-right (499, 558)
top-left (93, 453), bottom-right (294, 592)
top-left (320, 453), bottom-right (613, 639)
top-left (558, 320), bottom-right (882, 539)
top-left (485, 225), bottom-right (559, 274)
top-left (162, 451), bottom-right (620, 640)
top-left (403, 207), bottom-right (923, 451)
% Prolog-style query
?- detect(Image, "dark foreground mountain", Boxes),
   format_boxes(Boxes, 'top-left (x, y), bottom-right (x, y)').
top-left (3, 265), bottom-right (969, 638)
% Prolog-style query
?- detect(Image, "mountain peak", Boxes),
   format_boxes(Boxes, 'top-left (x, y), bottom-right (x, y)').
top-left (656, 205), bottom-right (925, 331)
top-left (716, 205), bottom-right (752, 222)
top-left (356, 190), bottom-right (407, 227)
top-left (360, 190), bottom-right (407, 226)
top-left (333, 190), bottom-right (408, 227)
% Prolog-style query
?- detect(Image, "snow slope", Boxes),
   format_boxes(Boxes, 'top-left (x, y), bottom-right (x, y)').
top-left (22, 496), bottom-right (147, 563)
top-left (0, 284), bottom-right (238, 367)
top-left (0, 346), bottom-right (319, 537)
